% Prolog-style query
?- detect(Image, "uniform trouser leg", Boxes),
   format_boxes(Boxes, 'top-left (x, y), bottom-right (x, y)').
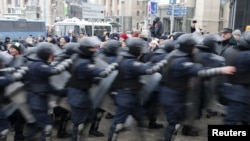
top-left (224, 100), bottom-right (247, 125)
top-left (108, 106), bottom-right (129, 141)
top-left (25, 123), bottom-right (41, 141)
top-left (26, 109), bottom-right (53, 141)
top-left (13, 111), bottom-right (26, 140)
top-left (163, 104), bottom-right (184, 141)
top-left (131, 105), bottom-right (147, 141)
top-left (72, 123), bottom-right (84, 141)
top-left (70, 106), bottom-right (93, 141)
top-left (54, 107), bottom-right (71, 137)
top-left (41, 125), bottom-right (52, 141)
top-left (0, 109), bottom-right (9, 141)
top-left (89, 108), bottom-right (105, 132)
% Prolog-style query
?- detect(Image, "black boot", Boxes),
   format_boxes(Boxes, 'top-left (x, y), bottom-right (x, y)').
top-left (206, 109), bottom-right (218, 118)
top-left (105, 113), bottom-right (114, 119)
top-left (89, 110), bottom-right (105, 137)
top-left (89, 130), bottom-right (104, 137)
top-left (57, 119), bottom-right (71, 138)
top-left (14, 134), bottom-right (26, 141)
top-left (148, 118), bottom-right (163, 129)
top-left (181, 125), bottom-right (199, 136)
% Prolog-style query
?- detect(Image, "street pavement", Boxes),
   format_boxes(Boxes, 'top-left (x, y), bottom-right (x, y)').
top-left (7, 110), bottom-right (223, 141)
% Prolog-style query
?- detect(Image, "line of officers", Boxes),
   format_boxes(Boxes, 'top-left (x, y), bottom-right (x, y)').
top-left (0, 27), bottom-right (249, 141)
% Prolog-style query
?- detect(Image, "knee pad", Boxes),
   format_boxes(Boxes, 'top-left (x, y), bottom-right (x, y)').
top-left (44, 125), bottom-right (53, 135)
top-left (78, 123), bottom-right (84, 133)
top-left (96, 112), bottom-right (104, 119)
top-left (175, 124), bottom-right (181, 130)
top-left (115, 123), bottom-right (124, 133)
top-left (0, 129), bottom-right (9, 141)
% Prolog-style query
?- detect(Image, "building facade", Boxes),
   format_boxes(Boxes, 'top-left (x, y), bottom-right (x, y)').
top-left (0, 0), bottom-right (233, 34)
top-left (158, 0), bottom-right (231, 34)
top-left (92, 0), bottom-right (149, 32)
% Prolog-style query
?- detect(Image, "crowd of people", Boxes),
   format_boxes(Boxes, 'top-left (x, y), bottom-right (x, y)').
top-left (0, 23), bottom-right (249, 141)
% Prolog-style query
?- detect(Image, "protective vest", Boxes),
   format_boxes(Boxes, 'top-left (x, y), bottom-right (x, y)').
top-left (67, 58), bottom-right (92, 90)
top-left (225, 48), bottom-right (250, 85)
top-left (164, 56), bottom-right (189, 92)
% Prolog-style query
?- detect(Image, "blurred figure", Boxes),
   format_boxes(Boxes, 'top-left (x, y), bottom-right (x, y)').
top-left (24, 42), bottom-right (72, 141)
top-left (59, 36), bottom-right (70, 49)
top-left (0, 51), bottom-right (30, 141)
top-left (232, 29), bottom-right (241, 41)
top-left (153, 17), bottom-right (164, 38)
top-left (0, 55), bottom-right (15, 141)
top-left (3, 37), bottom-right (11, 51)
top-left (143, 40), bottom-right (175, 130)
top-left (119, 33), bottom-right (128, 48)
top-left (89, 40), bottom-right (122, 137)
top-left (107, 37), bottom-right (167, 141)
top-left (149, 40), bottom-right (159, 52)
top-left (221, 31), bottom-right (250, 125)
top-left (159, 33), bottom-right (235, 141)
top-left (214, 28), bottom-right (237, 57)
top-left (78, 33), bottom-right (86, 40)
top-left (7, 43), bottom-right (27, 141)
top-left (66, 37), bottom-right (117, 141)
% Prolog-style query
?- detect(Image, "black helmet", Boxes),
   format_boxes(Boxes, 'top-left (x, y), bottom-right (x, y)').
top-left (36, 42), bottom-right (54, 61)
top-left (196, 34), bottom-right (222, 52)
top-left (109, 32), bottom-right (120, 40)
top-left (177, 33), bottom-right (198, 54)
top-left (103, 39), bottom-right (121, 55)
top-left (78, 37), bottom-right (101, 57)
top-left (155, 17), bottom-right (160, 22)
top-left (0, 52), bottom-right (13, 68)
top-left (64, 42), bottom-right (80, 56)
top-left (162, 40), bottom-right (175, 53)
top-left (126, 37), bottom-right (145, 57)
top-left (170, 32), bottom-right (186, 40)
top-left (237, 31), bottom-right (250, 50)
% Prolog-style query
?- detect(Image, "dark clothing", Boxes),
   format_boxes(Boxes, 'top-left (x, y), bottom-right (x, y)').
top-left (25, 60), bottom-right (60, 140)
top-left (159, 50), bottom-right (204, 141)
top-left (67, 57), bottom-right (104, 141)
top-left (221, 49), bottom-right (250, 125)
top-left (0, 76), bottom-right (12, 132)
top-left (154, 20), bottom-right (163, 38)
top-left (108, 55), bottom-right (151, 141)
top-left (214, 37), bottom-right (237, 57)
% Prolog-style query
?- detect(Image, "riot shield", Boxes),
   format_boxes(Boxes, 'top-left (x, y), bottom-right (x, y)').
top-left (138, 72), bottom-right (162, 105)
top-left (4, 82), bottom-right (36, 123)
top-left (89, 70), bottom-right (118, 110)
top-left (89, 56), bottom-right (118, 112)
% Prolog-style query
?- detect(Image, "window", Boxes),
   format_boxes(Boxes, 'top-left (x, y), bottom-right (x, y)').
top-left (85, 25), bottom-right (92, 36)
top-left (28, 22), bottom-right (41, 31)
top-left (13, 22), bottom-right (28, 31)
top-left (137, 11), bottom-right (140, 16)
top-left (7, 0), bottom-right (11, 4)
top-left (0, 21), bottom-right (14, 31)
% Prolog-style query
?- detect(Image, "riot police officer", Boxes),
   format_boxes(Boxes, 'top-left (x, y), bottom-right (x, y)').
top-left (193, 34), bottom-right (226, 118)
top-left (88, 39), bottom-right (122, 137)
top-left (51, 43), bottom-right (80, 139)
top-left (0, 54), bottom-right (28, 141)
top-left (143, 40), bottom-right (175, 129)
top-left (221, 31), bottom-right (250, 125)
top-left (24, 42), bottom-right (73, 141)
top-left (6, 42), bottom-right (27, 141)
top-left (107, 37), bottom-right (168, 141)
top-left (66, 37), bottom-right (118, 141)
top-left (159, 33), bottom-right (236, 141)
